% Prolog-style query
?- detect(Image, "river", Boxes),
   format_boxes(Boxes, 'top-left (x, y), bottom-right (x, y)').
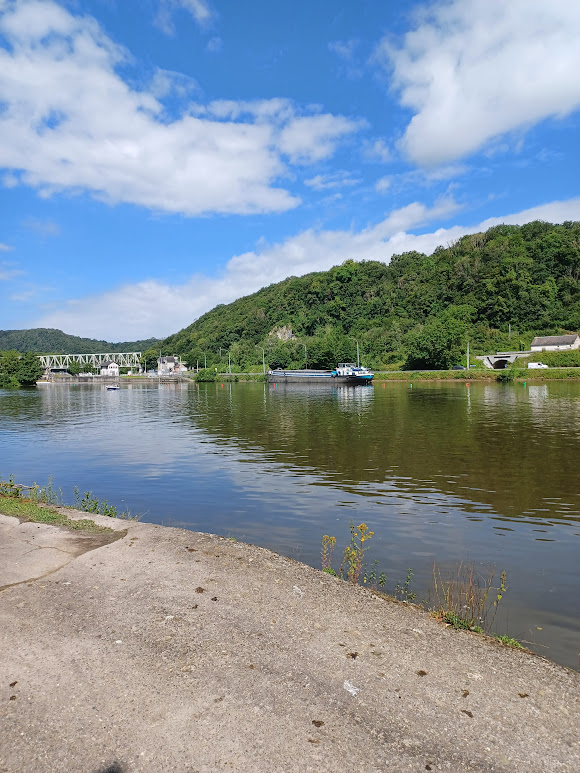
top-left (1, 380), bottom-right (578, 669)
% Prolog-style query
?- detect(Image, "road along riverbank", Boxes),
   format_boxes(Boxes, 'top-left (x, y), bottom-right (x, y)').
top-left (1, 508), bottom-right (578, 773)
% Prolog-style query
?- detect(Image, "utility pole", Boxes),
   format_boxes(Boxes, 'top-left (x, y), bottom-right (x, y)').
top-left (467, 340), bottom-right (470, 369)
top-left (508, 323), bottom-right (512, 339)
top-left (303, 344), bottom-right (307, 368)
top-left (262, 348), bottom-right (266, 375)
top-left (204, 352), bottom-right (207, 368)
top-left (228, 351), bottom-right (231, 374)
top-left (356, 340), bottom-right (360, 367)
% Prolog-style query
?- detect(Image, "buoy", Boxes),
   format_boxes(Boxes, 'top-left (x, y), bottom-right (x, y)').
top-left (410, 383), bottom-right (413, 388)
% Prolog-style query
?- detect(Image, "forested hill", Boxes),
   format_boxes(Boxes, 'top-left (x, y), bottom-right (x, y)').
top-left (162, 220), bottom-right (580, 370)
top-left (0, 328), bottom-right (160, 354)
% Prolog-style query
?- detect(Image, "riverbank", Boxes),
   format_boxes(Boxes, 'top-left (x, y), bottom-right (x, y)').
top-left (1, 505), bottom-right (578, 772)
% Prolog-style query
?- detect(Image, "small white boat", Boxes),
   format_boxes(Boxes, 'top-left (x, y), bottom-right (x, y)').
top-left (106, 385), bottom-right (120, 391)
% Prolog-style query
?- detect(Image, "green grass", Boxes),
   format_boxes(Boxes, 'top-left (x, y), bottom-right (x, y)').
top-left (0, 495), bottom-right (114, 533)
top-left (374, 370), bottom-right (496, 381)
top-left (494, 634), bottom-right (523, 648)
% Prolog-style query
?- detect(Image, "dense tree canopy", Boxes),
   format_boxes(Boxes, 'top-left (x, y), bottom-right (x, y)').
top-left (0, 350), bottom-right (44, 387)
top-left (0, 328), bottom-right (160, 355)
top-left (162, 221), bottom-right (580, 370)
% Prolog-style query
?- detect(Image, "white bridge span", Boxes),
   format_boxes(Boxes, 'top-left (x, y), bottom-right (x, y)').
top-left (39, 352), bottom-right (142, 370)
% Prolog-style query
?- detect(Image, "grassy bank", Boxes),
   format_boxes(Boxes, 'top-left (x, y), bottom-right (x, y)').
top-left (0, 495), bottom-right (114, 533)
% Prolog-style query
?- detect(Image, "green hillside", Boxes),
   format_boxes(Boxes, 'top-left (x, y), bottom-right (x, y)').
top-left (161, 220), bottom-right (580, 370)
top-left (0, 328), bottom-right (160, 355)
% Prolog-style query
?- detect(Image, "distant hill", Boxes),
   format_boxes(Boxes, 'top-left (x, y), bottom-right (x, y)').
top-left (0, 328), bottom-right (160, 354)
top-left (161, 220), bottom-right (580, 370)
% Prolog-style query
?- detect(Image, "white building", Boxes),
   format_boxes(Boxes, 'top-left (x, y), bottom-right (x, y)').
top-left (157, 356), bottom-right (187, 375)
top-left (530, 334), bottom-right (580, 352)
top-left (100, 361), bottom-right (119, 377)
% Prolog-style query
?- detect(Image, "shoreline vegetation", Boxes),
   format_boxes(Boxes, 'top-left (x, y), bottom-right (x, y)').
top-left (2, 221), bottom-right (580, 382)
top-left (0, 476), bottom-right (526, 654)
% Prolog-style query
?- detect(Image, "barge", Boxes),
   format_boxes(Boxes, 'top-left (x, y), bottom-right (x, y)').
top-left (268, 363), bottom-right (374, 385)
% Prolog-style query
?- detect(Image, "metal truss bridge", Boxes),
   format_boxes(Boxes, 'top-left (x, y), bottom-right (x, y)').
top-left (39, 352), bottom-right (142, 370)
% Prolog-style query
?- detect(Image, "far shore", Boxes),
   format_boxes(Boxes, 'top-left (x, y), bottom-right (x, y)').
top-left (37, 366), bottom-right (580, 385)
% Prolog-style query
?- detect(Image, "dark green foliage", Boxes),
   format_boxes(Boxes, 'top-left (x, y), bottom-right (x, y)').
top-left (67, 360), bottom-right (83, 375)
top-left (159, 221), bottom-right (580, 370)
top-left (496, 370), bottom-right (515, 383)
top-left (140, 348), bottom-right (160, 370)
top-left (194, 368), bottom-right (217, 382)
top-left (16, 352), bottom-right (44, 386)
top-left (0, 328), bottom-right (160, 354)
top-left (0, 350), bottom-right (44, 387)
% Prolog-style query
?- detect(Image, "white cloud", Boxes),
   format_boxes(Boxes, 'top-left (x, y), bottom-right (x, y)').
top-left (328, 40), bottom-right (357, 61)
top-left (206, 36), bottom-right (222, 53)
top-left (0, 1), bottom-right (362, 216)
top-left (379, 0), bottom-right (580, 165)
top-left (157, 0), bottom-right (213, 34)
top-left (0, 243), bottom-right (14, 252)
top-left (277, 114), bottom-right (365, 164)
top-left (304, 172), bottom-right (360, 191)
top-left (30, 195), bottom-right (580, 341)
top-left (22, 218), bottom-right (60, 237)
top-left (375, 176), bottom-right (391, 193)
top-left (0, 261), bottom-right (22, 280)
top-left (364, 139), bottom-right (392, 163)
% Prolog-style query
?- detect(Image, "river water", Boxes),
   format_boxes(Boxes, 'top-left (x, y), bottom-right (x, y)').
top-left (1, 380), bottom-right (578, 669)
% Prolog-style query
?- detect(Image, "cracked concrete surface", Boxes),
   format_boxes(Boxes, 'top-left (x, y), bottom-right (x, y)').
top-left (0, 513), bottom-right (121, 589)
top-left (0, 509), bottom-right (579, 772)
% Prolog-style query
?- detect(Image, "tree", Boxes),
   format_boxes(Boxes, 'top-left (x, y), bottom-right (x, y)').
top-left (141, 348), bottom-right (159, 370)
top-left (17, 353), bottom-right (44, 386)
top-left (67, 361), bottom-right (82, 375)
top-left (0, 350), bottom-right (20, 375)
top-left (405, 316), bottom-right (466, 370)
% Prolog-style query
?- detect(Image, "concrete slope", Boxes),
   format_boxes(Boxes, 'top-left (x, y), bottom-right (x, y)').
top-left (0, 511), bottom-right (578, 773)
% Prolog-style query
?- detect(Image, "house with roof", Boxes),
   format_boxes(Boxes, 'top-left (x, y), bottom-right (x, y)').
top-left (100, 360), bottom-right (119, 376)
top-left (157, 356), bottom-right (187, 375)
top-left (530, 334), bottom-right (580, 352)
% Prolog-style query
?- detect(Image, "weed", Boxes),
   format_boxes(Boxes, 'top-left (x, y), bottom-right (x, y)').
top-left (0, 475), bottom-right (23, 498)
top-left (321, 523), bottom-right (382, 586)
top-left (394, 568), bottom-right (417, 602)
top-left (432, 562), bottom-right (506, 633)
top-left (321, 534), bottom-right (336, 571)
top-left (339, 522), bottom-right (374, 584)
top-left (363, 560), bottom-right (387, 590)
top-left (494, 634), bottom-right (523, 648)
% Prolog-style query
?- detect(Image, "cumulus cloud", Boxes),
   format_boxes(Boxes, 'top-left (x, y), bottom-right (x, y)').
top-left (31, 195), bottom-right (580, 341)
top-left (378, 0), bottom-right (580, 165)
top-left (0, 243), bottom-right (14, 252)
top-left (277, 114), bottom-right (365, 164)
top-left (0, 1), bottom-right (362, 216)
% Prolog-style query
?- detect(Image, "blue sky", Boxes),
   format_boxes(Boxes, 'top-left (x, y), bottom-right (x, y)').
top-left (1, 0), bottom-right (580, 341)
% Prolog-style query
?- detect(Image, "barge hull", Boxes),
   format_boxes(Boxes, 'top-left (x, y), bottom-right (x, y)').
top-left (268, 371), bottom-right (372, 385)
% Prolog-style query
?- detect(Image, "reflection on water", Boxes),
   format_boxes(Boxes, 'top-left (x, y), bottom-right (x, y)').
top-left (0, 380), bottom-right (579, 669)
